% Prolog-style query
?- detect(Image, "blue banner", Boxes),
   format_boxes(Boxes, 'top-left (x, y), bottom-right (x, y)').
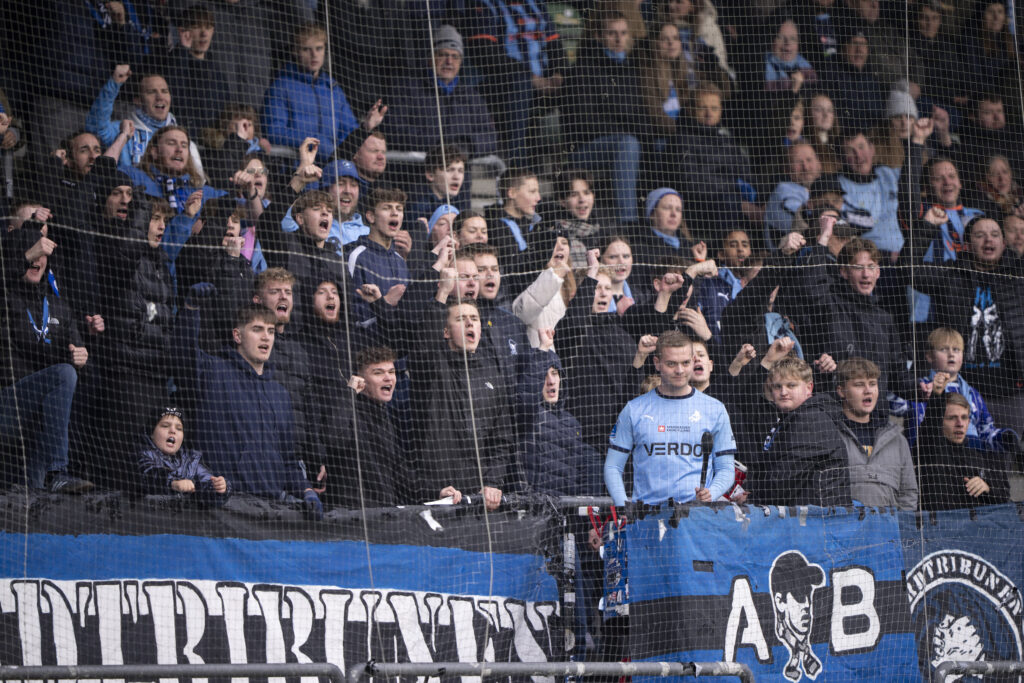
top-left (627, 504), bottom-right (1024, 682)
top-left (0, 495), bottom-right (561, 673)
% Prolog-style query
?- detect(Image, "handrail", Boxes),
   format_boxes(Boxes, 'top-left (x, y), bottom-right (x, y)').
top-left (347, 660), bottom-right (756, 682)
top-left (933, 660), bottom-right (1024, 682)
top-left (0, 664), bottom-right (346, 683)
top-left (265, 144), bottom-right (506, 176)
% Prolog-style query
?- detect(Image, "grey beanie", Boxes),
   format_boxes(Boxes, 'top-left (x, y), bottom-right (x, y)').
top-left (434, 24), bottom-right (464, 58)
top-left (886, 85), bottom-right (918, 119)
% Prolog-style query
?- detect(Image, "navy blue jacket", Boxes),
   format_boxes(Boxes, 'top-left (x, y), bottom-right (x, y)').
top-left (387, 74), bottom-right (497, 156)
top-left (136, 437), bottom-right (231, 505)
top-left (516, 355), bottom-right (603, 496)
top-left (173, 307), bottom-right (307, 498)
top-left (345, 235), bottom-right (410, 339)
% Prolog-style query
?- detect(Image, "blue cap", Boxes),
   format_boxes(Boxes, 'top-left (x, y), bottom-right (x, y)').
top-left (645, 187), bottom-right (681, 219)
top-left (428, 204), bottom-right (459, 233)
top-left (321, 159), bottom-right (361, 187)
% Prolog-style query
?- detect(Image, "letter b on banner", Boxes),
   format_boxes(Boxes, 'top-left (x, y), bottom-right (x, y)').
top-left (831, 567), bottom-right (880, 652)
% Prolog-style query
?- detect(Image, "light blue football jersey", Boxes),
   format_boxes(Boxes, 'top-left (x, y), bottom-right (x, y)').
top-left (605, 388), bottom-right (737, 506)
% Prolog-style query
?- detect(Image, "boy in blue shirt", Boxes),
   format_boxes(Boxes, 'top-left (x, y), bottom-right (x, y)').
top-left (605, 330), bottom-right (737, 506)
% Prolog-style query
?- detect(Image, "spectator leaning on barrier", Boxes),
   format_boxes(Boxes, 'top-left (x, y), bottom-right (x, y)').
top-left (757, 355), bottom-right (851, 507)
top-left (408, 299), bottom-right (523, 511)
top-left (918, 392), bottom-right (1010, 511)
top-left (137, 405), bottom-right (230, 504)
top-left (174, 293), bottom-right (323, 519)
top-left (605, 330), bottom-right (737, 507)
top-left (834, 357), bottom-right (918, 509)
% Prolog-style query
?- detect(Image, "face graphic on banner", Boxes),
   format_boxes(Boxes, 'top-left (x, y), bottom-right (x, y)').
top-left (770, 551), bottom-right (826, 682)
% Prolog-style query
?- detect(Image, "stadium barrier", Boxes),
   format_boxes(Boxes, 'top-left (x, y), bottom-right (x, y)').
top-left (2, 494), bottom-right (1023, 682)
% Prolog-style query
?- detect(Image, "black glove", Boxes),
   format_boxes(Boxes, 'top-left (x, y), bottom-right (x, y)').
top-left (186, 282), bottom-right (217, 308)
top-left (303, 489), bottom-right (324, 521)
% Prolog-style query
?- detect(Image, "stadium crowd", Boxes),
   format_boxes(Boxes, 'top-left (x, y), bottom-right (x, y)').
top-left (1, 0), bottom-right (1023, 520)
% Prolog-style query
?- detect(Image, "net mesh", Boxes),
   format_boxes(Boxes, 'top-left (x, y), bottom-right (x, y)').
top-left (1, 0), bottom-right (1024, 680)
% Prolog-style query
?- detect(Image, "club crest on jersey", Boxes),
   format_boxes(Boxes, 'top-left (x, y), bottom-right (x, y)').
top-left (690, 411), bottom-right (701, 422)
top-left (906, 550), bottom-right (1023, 683)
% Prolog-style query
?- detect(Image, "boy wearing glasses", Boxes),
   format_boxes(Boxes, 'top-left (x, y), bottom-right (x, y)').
top-left (782, 235), bottom-right (914, 410)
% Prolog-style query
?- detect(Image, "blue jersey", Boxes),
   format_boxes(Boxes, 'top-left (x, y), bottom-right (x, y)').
top-left (605, 388), bottom-right (737, 506)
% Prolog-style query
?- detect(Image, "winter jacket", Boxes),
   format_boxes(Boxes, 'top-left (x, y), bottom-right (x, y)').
top-left (408, 343), bottom-right (522, 500)
top-left (557, 277), bottom-right (640, 451)
top-left (93, 218), bottom-right (175, 373)
top-left (917, 396), bottom-right (1011, 511)
top-left (346, 235), bottom-right (410, 338)
top-left (512, 267), bottom-right (568, 349)
top-left (262, 62), bottom-right (358, 161)
top-left (484, 205), bottom-right (554, 298)
top-left (756, 393), bottom-right (852, 507)
top-left (890, 371), bottom-right (1020, 452)
top-left (563, 47), bottom-right (645, 144)
top-left (86, 78), bottom-right (205, 175)
top-left (321, 392), bottom-right (411, 508)
top-left (1, 233), bottom-right (84, 387)
top-left (834, 412), bottom-right (918, 509)
top-left (476, 296), bottom-right (543, 387)
top-left (676, 121), bottom-right (753, 235)
top-left (160, 46), bottom-right (229, 132)
top-left (173, 307), bottom-right (307, 498)
top-left (785, 252), bottom-right (914, 403)
top-left (819, 61), bottom-right (886, 134)
top-left (515, 353), bottom-right (603, 496)
top-left (136, 437), bottom-right (230, 505)
top-left (387, 74), bottom-right (498, 156)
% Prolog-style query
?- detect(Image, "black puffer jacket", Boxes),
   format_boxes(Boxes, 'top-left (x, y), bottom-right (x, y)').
top-left (94, 211), bottom-right (175, 373)
top-left (917, 395), bottom-right (1011, 511)
top-left (786, 253), bottom-right (914, 402)
top-left (756, 393), bottom-right (852, 507)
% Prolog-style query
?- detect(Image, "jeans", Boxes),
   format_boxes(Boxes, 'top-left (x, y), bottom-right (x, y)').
top-left (569, 134), bottom-right (641, 223)
top-left (0, 364), bottom-right (78, 487)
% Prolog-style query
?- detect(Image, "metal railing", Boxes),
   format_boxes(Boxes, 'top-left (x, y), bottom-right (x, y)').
top-left (932, 660), bottom-right (1024, 682)
top-left (347, 661), bottom-right (755, 682)
top-left (0, 664), bottom-right (345, 683)
top-left (0, 661), bottom-right (755, 683)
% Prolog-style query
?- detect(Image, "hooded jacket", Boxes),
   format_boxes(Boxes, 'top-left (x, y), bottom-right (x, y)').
top-left (94, 207), bottom-right (175, 373)
top-left (557, 276), bottom-right (640, 451)
top-left (136, 437), bottom-right (231, 505)
top-left (516, 355), bottom-right (602, 496)
top-left (757, 393), bottom-right (852, 507)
